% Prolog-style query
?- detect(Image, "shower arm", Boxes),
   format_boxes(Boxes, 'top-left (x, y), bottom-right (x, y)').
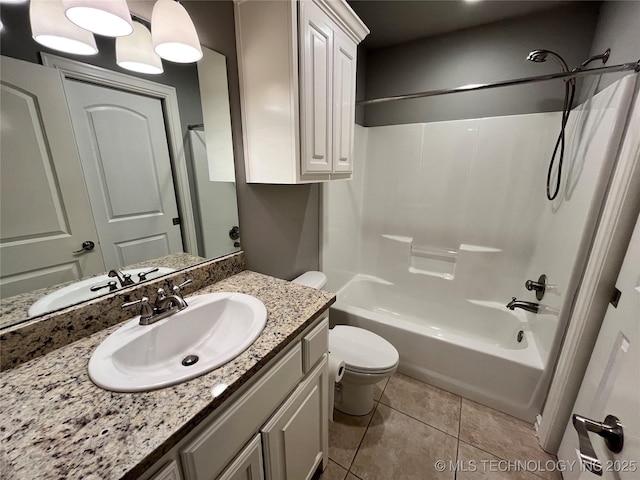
top-left (356, 59), bottom-right (640, 106)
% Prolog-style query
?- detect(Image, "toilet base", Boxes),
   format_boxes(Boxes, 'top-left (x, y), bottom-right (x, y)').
top-left (335, 382), bottom-right (375, 416)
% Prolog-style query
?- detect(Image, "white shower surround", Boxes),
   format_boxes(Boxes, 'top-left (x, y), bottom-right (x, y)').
top-left (322, 76), bottom-right (636, 421)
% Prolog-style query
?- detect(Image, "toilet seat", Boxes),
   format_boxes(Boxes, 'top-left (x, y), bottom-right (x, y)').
top-left (329, 326), bottom-right (399, 375)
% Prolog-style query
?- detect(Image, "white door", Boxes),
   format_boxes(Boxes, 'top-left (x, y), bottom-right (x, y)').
top-left (0, 56), bottom-right (105, 298)
top-left (63, 80), bottom-right (184, 269)
top-left (557, 212), bottom-right (640, 479)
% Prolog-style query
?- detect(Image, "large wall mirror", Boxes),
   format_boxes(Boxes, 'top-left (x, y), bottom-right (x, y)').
top-left (0, 1), bottom-right (240, 329)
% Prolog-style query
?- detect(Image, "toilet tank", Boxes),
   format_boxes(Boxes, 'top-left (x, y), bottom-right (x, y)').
top-left (291, 271), bottom-right (327, 289)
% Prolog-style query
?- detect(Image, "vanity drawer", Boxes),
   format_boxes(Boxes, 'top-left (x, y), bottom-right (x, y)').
top-left (302, 317), bottom-right (328, 373)
top-left (181, 343), bottom-right (303, 480)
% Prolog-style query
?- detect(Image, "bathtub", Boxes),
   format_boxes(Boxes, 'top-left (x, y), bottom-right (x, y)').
top-left (329, 275), bottom-right (547, 421)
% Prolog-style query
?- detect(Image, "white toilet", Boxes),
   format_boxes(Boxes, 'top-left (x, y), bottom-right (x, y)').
top-left (292, 271), bottom-right (400, 416)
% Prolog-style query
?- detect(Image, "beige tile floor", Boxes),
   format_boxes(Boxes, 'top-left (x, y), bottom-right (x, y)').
top-left (314, 373), bottom-right (562, 480)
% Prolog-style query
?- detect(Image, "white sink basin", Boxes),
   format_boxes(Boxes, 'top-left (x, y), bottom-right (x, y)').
top-left (28, 267), bottom-right (175, 317)
top-left (88, 292), bottom-right (268, 392)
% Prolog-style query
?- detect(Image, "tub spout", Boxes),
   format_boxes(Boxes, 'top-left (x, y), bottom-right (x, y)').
top-left (506, 297), bottom-right (539, 314)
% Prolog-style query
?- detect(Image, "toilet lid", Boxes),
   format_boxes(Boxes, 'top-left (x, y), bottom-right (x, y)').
top-left (329, 326), bottom-right (399, 373)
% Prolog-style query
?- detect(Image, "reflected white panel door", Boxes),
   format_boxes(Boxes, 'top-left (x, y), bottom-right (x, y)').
top-left (0, 56), bottom-right (105, 298)
top-left (557, 212), bottom-right (640, 479)
top-left (64, 80), bottom-right (183, 269)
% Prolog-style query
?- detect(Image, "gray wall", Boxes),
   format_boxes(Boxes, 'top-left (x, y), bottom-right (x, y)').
top-left (588, 1), bottom-right (640, 94)
top-left (361, 3), bottom-right (601, 126)
top-left (186, 2), bottom-right (320, 280)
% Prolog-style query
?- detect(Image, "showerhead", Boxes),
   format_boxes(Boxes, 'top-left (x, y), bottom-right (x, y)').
top-left (527, 50), bottom-right (548, 63)
top-left (526, 49), bottom-right (570, 73)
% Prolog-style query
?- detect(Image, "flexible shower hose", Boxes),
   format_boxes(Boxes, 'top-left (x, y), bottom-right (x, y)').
top-left (546, 80), bottom-right (576, 201)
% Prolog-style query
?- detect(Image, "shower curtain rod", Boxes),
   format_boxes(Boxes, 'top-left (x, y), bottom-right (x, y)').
top-left (356, 59), bottom-right (640, 106)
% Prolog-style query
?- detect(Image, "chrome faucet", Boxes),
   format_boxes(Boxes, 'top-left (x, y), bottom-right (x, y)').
top-left (506, 297), bottom-right (539, 314)
top-left (122, 279), bottom-right (192, 325)
top-left (108, 269), bottom-right (135, 287)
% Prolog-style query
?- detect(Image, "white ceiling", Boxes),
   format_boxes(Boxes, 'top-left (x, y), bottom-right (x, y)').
top-left (347, 0), bottom-right (586, 49)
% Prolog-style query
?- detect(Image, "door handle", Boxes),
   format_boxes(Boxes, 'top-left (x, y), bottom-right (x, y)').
top-left (572, 414), bottom-right (624, 476)
top-left (73, 240), bottom-right (95, 254)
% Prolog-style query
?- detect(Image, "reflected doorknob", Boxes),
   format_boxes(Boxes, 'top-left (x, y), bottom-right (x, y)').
top-left (73, 240), bottom-right (95, 254)
top-left (572, 413), bottom-right (624, 476)
top-left (229, 226), bottom-right (240, 240)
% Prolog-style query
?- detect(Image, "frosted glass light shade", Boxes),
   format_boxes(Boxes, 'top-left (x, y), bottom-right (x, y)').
top-left (152, 0), bottom-right (202, 63)
top-left (116, 22), bottom-right (163, 74)
top-left (63, 0), bottom-right (133, 37)
top-left (30, 0), bottom-right (98, 55)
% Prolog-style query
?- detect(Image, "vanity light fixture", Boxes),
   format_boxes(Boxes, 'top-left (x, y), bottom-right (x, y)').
top-left (116, 21), bottom-right (163, 74)
top-left (30, 0), bottom-right (98, 56)
top-left (62, 0), bottom-right (133, 37)
top-left (151, 0), bottom-right (202, 63)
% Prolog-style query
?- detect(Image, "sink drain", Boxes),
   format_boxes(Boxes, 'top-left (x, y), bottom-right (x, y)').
top-left (517, 330), bottom-right (524, 343)
top-left (182, 354), bottom-right (199, 366)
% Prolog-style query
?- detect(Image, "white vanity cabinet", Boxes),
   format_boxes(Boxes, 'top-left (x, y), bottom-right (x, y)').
top-left (142, 316), bottom-right (329, 480)
top-left (234, 0), bottom-right (369, 184)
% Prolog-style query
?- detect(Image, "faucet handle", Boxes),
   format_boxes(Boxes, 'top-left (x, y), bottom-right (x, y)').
top-left (172, 279), bottom-right (192, 295)
top-left (137, 267), bottom-right (159, 282)
top-left (525, 274), bottom-right (547, 300)
top-left (122, 296), bottom-right (153, 321)
top-left (90, 280), bottom-right (118, 292)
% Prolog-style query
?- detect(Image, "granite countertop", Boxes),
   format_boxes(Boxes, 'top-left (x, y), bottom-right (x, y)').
top-left (0, 270), bottom-right (335, 480)
top-left (0, 253), bottom-right (206, 330)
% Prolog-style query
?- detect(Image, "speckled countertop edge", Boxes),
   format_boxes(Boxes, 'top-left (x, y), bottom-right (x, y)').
top-left (0, 270), bottom-right (335, 480)
top-left (1, 252), bottom-right (245, 371)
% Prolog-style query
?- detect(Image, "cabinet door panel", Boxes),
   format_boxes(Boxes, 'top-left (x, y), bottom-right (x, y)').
top-left (149, 461), bottom-right (182, 480)
top-left (218, 435), bottom-right (264, 480)
top-left (332, 31), bottom-right (357, 173)
top-left (300, 1), bottom-right (333, 174)
top-left (261, 356), bottom-right (328, 480)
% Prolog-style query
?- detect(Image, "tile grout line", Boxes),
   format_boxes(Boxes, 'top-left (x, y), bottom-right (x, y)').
top-left (346, 400), bottom-right (380, 475)
top-left (456, 440), bottom-right (558, 480)
top-left (345, 379), bottom-right (390, 476)
top-left (455, 396), bottom-right (462, 480)
top-left (377, 399), bottom-right (460, 441)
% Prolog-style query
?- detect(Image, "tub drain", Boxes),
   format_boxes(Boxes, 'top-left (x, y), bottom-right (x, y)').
top-left (182, 354), bottom-right (199, 366)
top-left (517, 331), bottom-right (524, 343)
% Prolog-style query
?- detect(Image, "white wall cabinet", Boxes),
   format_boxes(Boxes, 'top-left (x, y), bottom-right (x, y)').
top-left (235, 0), bottom-right (368, 183)
top-left (140, 316), bottom-right (329, 480)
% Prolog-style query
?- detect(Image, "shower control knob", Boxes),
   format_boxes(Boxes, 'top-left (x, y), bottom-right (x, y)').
top-left (525, 274), bottom-right (547, 300)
